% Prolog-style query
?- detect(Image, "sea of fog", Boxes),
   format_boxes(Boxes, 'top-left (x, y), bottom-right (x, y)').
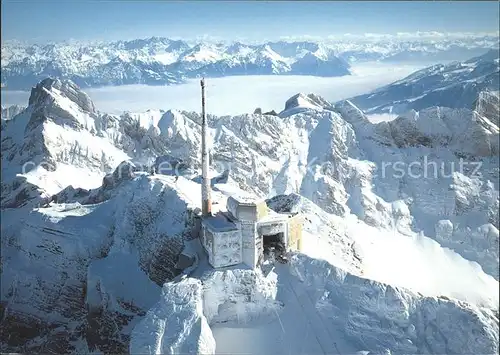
top-left (1, 63), bottom-right (423, 116)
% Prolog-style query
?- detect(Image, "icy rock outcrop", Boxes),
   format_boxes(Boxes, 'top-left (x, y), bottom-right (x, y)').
top-left (329, 99), bottom-right (499, 278)
top-left (0, 79), bottom-right (173, 209)
top-left (1, 79), bottom-right (126, 208)
top-left (49, 160), bottom-right (140, 205)
top-left (474, 91), bottom-right (500, 126)
top-left (1, 176), bottom-right (45, 208)
top-left (0, 202), bottom-right (116, 352)
top-left (290, 52), bottom-right (351, 77)
top-left (387, 107), bottom-right (498, 156)
top-left (336, 99), bottom-right (372, 128)
top-left (336, 99), bottom-right (499, 157)
top-left (202, 269), bottom-right (281, 324)
top-left (435, 219), bottom-right (454, 241)
top-left (130, 269), bottom-right (280, 354)
top-left (130, 278), bottom-right (215, 355)
top-left (154, 154), bottom-right (189, 176)
top-left (299, 109), bottom-right (360, 215)
top-left (283, 93), bottom-right (329, 112)
top-left (156, 109), bottom-right (203, 167)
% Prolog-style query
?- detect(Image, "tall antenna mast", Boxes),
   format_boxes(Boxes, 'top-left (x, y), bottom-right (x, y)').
top-left (201, 78), bottom-right (212, 216)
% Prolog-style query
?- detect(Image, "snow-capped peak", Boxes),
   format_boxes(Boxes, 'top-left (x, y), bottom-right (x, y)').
top-left (280, 93), bottom-right (335, 117)
top-left (179, 43), bottom-right (223, 63)
top-left (29, 77), bottom-right (96, 114)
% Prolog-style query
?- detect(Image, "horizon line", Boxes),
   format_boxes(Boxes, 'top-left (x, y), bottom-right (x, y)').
top-left (2, 30), bottom-right (500, 47)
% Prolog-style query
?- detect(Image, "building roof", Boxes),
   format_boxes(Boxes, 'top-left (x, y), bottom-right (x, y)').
top-left (202, 212), bottom-right (239, 232)
top-left (227, 194), bottom-right (265, 207)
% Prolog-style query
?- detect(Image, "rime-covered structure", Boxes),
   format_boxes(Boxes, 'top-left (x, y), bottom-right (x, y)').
top-left (198, 79), bottom-right (302, 269)
top-left (201, 195), bottom-right (303, 269)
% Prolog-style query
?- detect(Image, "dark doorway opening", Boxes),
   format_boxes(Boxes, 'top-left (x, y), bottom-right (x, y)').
top-left (263, 232), bottom-right (286, 260)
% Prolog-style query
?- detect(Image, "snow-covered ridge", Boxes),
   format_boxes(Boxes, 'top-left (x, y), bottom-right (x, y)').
top-left (348, 49), bottom-right (500, 114)
top-left (1, 35), bottom-right (498, 90)
top-left (1, 78), bottom-right (498, 353)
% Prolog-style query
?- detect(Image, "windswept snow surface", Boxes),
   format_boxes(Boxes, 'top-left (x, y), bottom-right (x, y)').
top-left (209, 266), bottom-right (359, 355)
top-left (366, 113), bottom-right (399, 123)
top-left (296, 209), bottom-right (499, 309)
top-left (344, 216), bottom-right (498, 308)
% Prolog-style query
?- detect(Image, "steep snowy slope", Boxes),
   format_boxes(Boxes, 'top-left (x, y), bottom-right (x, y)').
top-left (1, 79), bottom-right (126, 208)
top-left (1, 171), bottom-right (202, 353)
top-left (1, 78), bottom-right (498, 353)
top-left (167, 43), bottom-right (228, 74)
top-left (475, 90), bottom-right (500, 127)
top-left (348, 50), bottom-right (500, 114)
top-left (290, 51), bottom-right (350, 77)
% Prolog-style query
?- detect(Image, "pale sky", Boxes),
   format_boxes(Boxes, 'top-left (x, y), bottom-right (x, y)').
top-left (1, 1), bottom-right (499, 43)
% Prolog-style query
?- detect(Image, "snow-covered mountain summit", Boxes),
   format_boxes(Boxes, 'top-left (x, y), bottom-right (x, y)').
top-left (1, 77), bottom-right (182, 209)
top-left (1, 78), bottom-right (498, 353)
top-left (348, 49), bottom-right (500, 114)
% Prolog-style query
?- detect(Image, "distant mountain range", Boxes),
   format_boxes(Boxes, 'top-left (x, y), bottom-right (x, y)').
top-left (347, 49), bottom-right (500, 114)
top-left (1, 35), bottom-right (497, 90)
